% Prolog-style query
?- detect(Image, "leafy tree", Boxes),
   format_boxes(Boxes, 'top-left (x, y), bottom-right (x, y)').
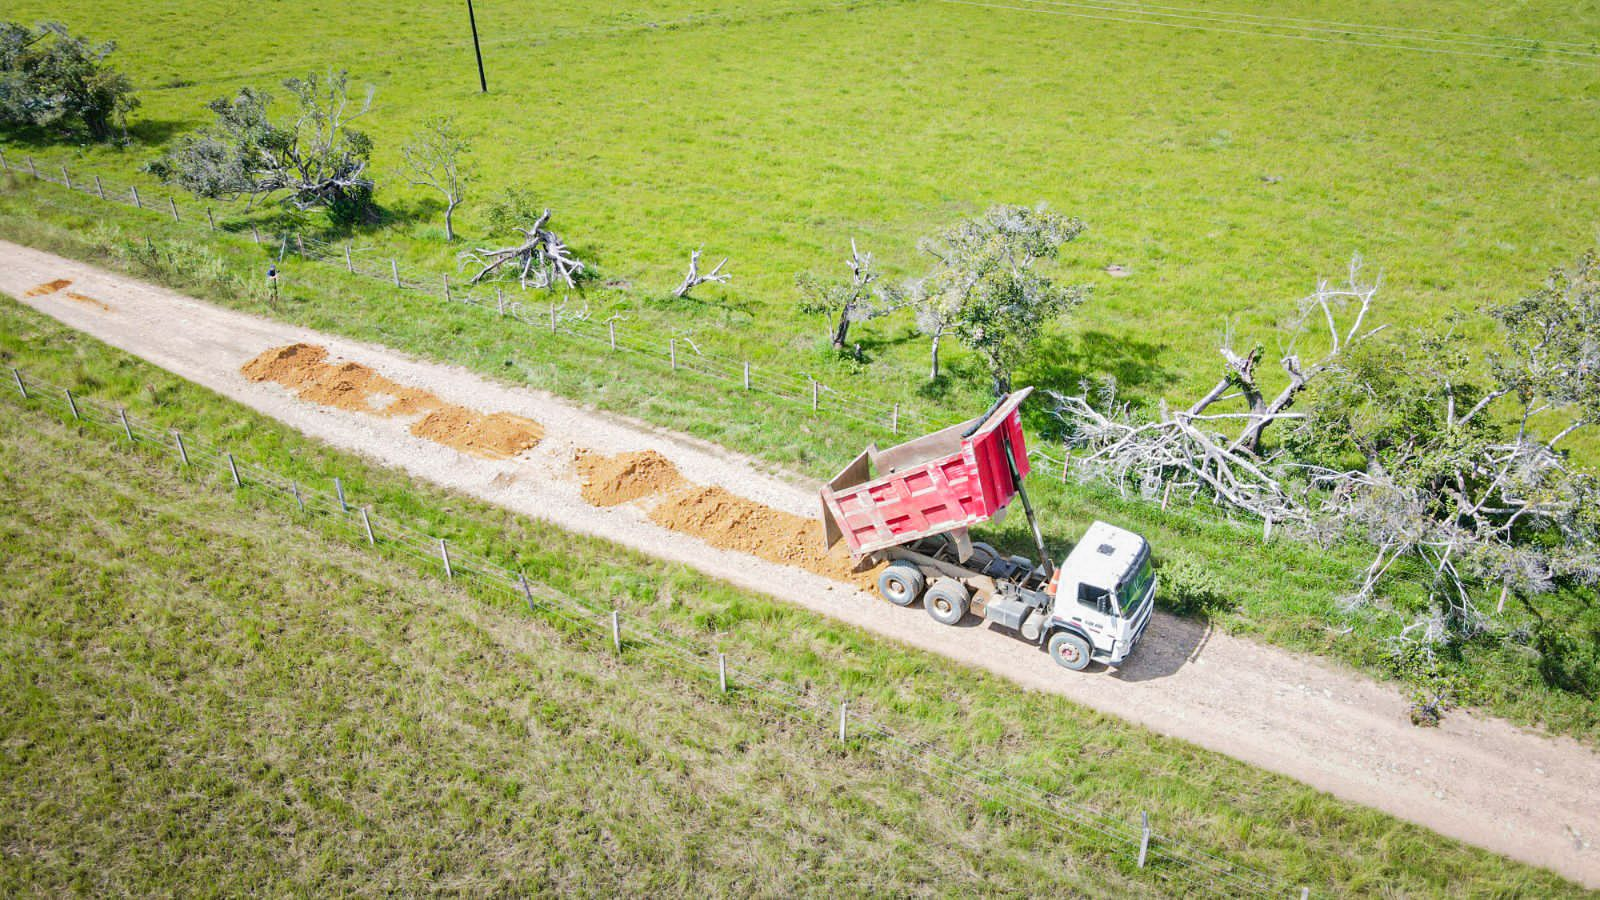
top-left (401, 116), bottom-right (472, 241)
top-left (905, 205), bottom-right (1089, 392)
top-left (147, 71), bottom-right (375, 224)
top-left (795, 239), bottom-right (884, 352)
top-left (0, 21), bottom-right (137, 142)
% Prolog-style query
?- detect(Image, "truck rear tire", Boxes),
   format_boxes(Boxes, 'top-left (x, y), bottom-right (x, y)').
top-left (924, 578), bottom-right (969, 626)
top-left (877, 563), bottom-right (925, 607)
top-left (1048, 631), bottom-right (1093, 671)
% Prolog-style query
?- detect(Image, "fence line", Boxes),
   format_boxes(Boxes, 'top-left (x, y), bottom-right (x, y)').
top-left (9, 156), bottom-right (1283, 547)
top-left (4, 366), bottom-right (1300, 898)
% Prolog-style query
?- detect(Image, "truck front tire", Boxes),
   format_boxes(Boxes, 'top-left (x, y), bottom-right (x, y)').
top-left (877, 563), bottom-right (925, 607)
top-left (1048, 631), bottom-right (1093, 671)
top-left (924, 578), bottom-right (969, 626)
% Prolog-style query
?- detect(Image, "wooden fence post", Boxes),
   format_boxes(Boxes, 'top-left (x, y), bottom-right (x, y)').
top-left (444, 274), bottom-right (452, 302)
top-left (345, 245), bottom-right (354, 272)
top-left (334, 477), bottom-right (347, 511)
top-left (608, 319), bottom-right (616, 350)
top-left (891, 403), bottom-right (899, 434)
top-left (118, 406), bottom-right (133, 440)
top-left (26, 156), bottom-right (37, 177)
top-left (497, 287), bottom-right (505, 317)
top-left (131, 186), bottom-right (142, 209)
top-left (251, 225), bottom-right (261, 244)
top-left (360, 507), bottom-right (375, 545)
top-left (65, 389), bottom-right (80, 421)
top-left (439, 539), bottom-right (453, 579)
top-left (296, 235), bottom-right (305, 256)
top-left (173, 431), bottom-right (190, 466)
top-left (168, 197), bottom-right (180, 221)
top-left (391, 259), bottom-right (401, 287)
top-left (61, 165), bottom-right (71, 189)
top-left (95, 175), bottom-right (105, 200)
top-left (812, 379), bottom-right (819, 411)
top-left (549, 305), bottom-right (557, 333)
top-left (1138, 811), bottom-right (1151, 868)
top-left (611, 609), bottom-right (621, 654)
top-left (11, 367), bottom-right (27, 398)
top-left (839, 700), bottom-right (848, 742)
top-left (0, 148), bottom-right (7, 170)
top-left (227, 452), bottom-right (242, 487)
top-left (743, 361), bottom-right (750, 390)
top-left (718, 653), bottom-right (727, 693)
top-left (291, 481), bottom-right (305, 512)
top-left (670, 339), bottom-right (677, 370)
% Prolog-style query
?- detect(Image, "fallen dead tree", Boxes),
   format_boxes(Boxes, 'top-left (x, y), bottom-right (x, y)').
top-left (673, 248), bottom-right (730, 298)
top-left (459, 208), bottom-right (584, 289)
top-left (1055, 254), bottom-right (1600, 649)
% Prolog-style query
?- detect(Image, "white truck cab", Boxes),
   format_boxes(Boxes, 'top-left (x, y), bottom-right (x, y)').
top-left (1043, 521), bottom-right (1156, 670)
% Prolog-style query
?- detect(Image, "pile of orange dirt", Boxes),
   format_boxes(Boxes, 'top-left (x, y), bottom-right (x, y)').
top-left (25, 279), bottom-right (71, 297)
top-left (574, 449), bottom-right (685, 506)
top-left (242, 343), bottom-right (543, 459)
top-left (649, 485), bottom-right (880, 589)
top-left (63, 291), bottom-right (110, 311)
top-left (412, 405), bottom-right (543, 459)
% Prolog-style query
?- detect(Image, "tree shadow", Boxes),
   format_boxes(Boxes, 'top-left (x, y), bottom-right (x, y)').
top-left (1021, 330), bottom-right (1175, 398)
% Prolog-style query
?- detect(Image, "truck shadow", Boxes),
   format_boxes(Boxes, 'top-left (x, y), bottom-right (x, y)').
top-left (1107, 612), bottom-right (1211, 682)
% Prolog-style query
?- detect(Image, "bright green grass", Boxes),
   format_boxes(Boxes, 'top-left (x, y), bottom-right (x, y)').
top-left (5, 0), bottom-right (1599, 440)
top-left (3, 176), bottom-right (1596, 748)
top-left (0, 293), bottom-right (1583, 895)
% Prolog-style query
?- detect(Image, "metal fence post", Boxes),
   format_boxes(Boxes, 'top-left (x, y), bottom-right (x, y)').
top-left (131, 186), bottom-right (142, 209)
top-left (173, 431), bottom-right (189, 466)
top-left (168, 197), bottom-right (180, 222)
top-left (518, 572), bottom-right (536, 612)
top-left (95, 175), bottom-right (105, 200)
top-left (334, 477), bottom-right (347, 511)
top-left (391, 259), bottom-right (401, 288)
top-left (291, 481), bottom-right (305, 512)
top-left (118, 406), bottom-right (133, 440)
top-left (65, 389), bottom-right (79, 420)
top-left (227, 452), bottom-right (242, 487)
top-left (1138, 811), bottom-right (1150, 868)
top-left (360, 507), bottom-right (375, 545)
top-left (11, 367), bottom-right (27, 398)
top-left (611, 609), bottom-right (621, 654)
top-left (439, 539), bottom-right (453, 579)
top-left (718, 653), bottom-right (727, 693)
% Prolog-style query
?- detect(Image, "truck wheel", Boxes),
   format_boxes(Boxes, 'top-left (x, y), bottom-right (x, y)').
top-left (1048, 631), bottom-right (1093, 671)
top-left (968, 541), bottom-right (1000, 571)
top-left (877, 563), bottom-right (925, 607)
top-left (924, 578), bottom-right (969, 626)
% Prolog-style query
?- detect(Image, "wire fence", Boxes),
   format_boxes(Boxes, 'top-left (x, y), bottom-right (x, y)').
top-left (6, 149), bottom-right (1297, 550)
top-left (5, 364), bottom-right (1307, 898)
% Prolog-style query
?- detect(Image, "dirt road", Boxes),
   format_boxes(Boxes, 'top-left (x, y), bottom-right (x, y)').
top-left (3, 239), bottom-right (1597, 887)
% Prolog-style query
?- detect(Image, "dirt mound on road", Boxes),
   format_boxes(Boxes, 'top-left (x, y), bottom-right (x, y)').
top-left (575, 449), bottom-right (685, 506)
top-left (651, 484), bottom-right (878, 588)
top-left (243, 343), bottom-right (542, 459)
top-left (412, 405), bottom-right (543, 459)
top-left (25, 279), bottom-right (71, 297)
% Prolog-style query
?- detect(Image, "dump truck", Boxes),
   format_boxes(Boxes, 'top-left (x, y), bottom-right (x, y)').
top-left (820, 387), bottom-right (1155, 670)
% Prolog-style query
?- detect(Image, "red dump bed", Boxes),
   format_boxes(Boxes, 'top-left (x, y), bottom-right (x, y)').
top-left (821, 388), bottom-right (1032, 557)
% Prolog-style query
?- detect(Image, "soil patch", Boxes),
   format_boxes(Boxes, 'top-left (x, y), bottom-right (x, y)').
top-left (651, 484), bottom-right (879, 588)
top-left (25, 278), bottom-right (71, 297)
top-left (575, 449), bottom-right (685, 506)
top-left (243, 343), bottom-right (542, 459)
top-left (63, 291), bottom-right (110, 311)
top-left (412, 405), bottom-right (544, 459)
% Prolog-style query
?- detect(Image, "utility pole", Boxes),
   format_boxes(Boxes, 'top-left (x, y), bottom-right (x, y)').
top-left (466, 0), bottom-right (488, 93)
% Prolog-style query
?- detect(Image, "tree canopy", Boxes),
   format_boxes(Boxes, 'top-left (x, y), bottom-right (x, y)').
top-left (0, 21), bottom-right (137, 142)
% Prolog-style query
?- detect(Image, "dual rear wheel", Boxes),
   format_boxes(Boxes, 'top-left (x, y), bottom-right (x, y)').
top-left (876, 563), bottom-right (968, 625)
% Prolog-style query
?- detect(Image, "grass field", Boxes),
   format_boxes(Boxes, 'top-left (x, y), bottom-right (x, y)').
top-left (0, 293), bottom-right (1584, 895)
top-left (6, 0), bottom-right (1600, 425)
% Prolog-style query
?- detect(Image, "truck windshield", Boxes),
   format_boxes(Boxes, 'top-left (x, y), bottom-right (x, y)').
top-left (1117, 553), bottom-right (1154, 615)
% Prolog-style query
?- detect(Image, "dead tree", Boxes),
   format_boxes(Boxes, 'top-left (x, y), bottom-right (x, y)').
top-left (459, 209), bottom-right (584, 289)
top-left (402, 116), bottom-right (471, 241)
top-left (797, 239), bottom-right (886, 350)
top-left (673, 248), bottom-right (730, 298)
